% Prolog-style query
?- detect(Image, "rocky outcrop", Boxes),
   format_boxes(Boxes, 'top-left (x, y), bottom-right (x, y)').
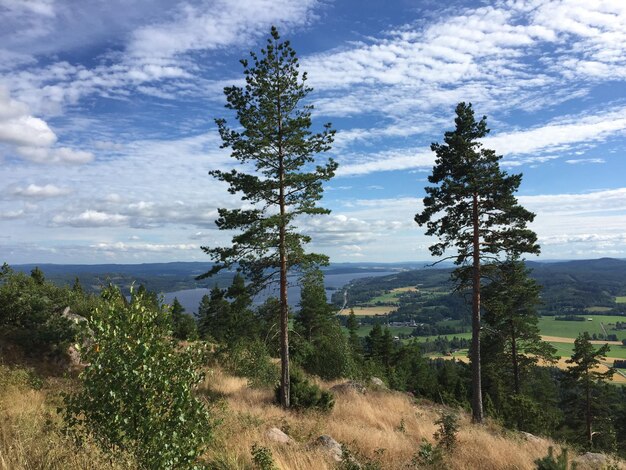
top-left (330, 380), bottom-right (366, 394)
top-left (574, 452), bottom-right (611, 469)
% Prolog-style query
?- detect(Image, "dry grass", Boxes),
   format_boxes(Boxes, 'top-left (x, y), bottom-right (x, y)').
top-left (0, 369), bottom-right (125, 470)
top-left (199, 369), bottom-right (623, 470)
top-left (342, 306), bottom-right (397, 316)
top-left (1, 363), bottom-right (624, 470)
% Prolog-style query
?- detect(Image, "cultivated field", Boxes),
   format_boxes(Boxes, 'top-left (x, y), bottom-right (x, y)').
top-left (347, 305), bottom-right (397, 316)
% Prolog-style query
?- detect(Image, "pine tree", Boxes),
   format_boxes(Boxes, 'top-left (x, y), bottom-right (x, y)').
top-left (346, 309), bottom-right (362, 354)
top-left (199, 27), bottom-right (337, 407)
top-left (225, 274), bottom-right (257, 341)
top-left (295, 269), bottom-right (352, 380)
top-left (171, 297), bottom-right (197, 341)
top-left (566, 332), bottom-right (615, 447)
top-left (197, 286), bottom-right (231, 342)
top-left (30, 266), bottom-right (45, 285)
top-left (415, 102), bottom-right (540, 423)
top-left (482, 259), bottom-right (556, 395)
top-left (196, 294), bottom-right (212, 339)
top-left (72, 276), bottom-right (84, 294)
top-left (296, 268), bottom-right (335, 342)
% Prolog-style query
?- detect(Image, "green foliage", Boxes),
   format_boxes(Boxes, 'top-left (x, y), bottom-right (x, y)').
top-left (296, 268), bottom-right (355, 380)
top-left (433, 411), bottom-right (459, 450)
top-left (482, 260), bottom-right (556, 394)
top-left (534, 447), bottom-right (576, 470)
top-left (62, 286), bottom-right (213, 469)
top-left (251, 444), bottom-right (278, 470)
top-left (413, 439), bottom-right (444, 469)
top-left (565, 332), bottom-right (616, 449)
top-left (198, 26), bottom-right (337, 286)
top-left (339, 445), bottom-right (385, 470)
top-left (171, 297), bottom-right (198, 341)
top-left (415, 102), bottom-right (540, 422)
top-left (415, 102), bottom-right (539, 263)
top-left (0, 265), bottom-right (78, 355)
top-left (222, 339), bottom-right (279, 388)
top-left (275, 368), bottom-right (334, 412)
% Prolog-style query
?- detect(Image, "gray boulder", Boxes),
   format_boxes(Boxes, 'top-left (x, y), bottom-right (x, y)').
top-left (330, 380), bottom-right (366, 394)
top-left (574, 452), bottom-right (610, 469)
top-left (266, 427), bottom-right (294, 445)
top-left (316, 435), bottom-right (343, 462)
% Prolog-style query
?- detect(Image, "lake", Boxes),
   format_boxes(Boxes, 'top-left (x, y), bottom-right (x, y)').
top-left (163, 270), bottom-right (396, 313)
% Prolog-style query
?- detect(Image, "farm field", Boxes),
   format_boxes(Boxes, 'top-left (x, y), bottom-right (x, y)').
top-left (538, 315), bottom-right (626, 342)
top-left (344, 305), bottom-right (397, 316)
top-left (616, 296), bottom-right (626, 303)
top-left (368, 286), bottom-right (418, 304)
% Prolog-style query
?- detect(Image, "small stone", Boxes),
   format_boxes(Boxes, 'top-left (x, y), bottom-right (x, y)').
top-left (266, 427), bottom-right (294, 445)
top-left (370, 377), bottom-right (385, 388)
top-left (316, 435), bottom-right (343, 462)
top-left (520, 431), bottom-right (543, 443)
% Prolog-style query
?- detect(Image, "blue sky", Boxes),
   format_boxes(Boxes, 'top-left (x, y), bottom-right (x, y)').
top-left (1, 0), bottom-right (626, 264)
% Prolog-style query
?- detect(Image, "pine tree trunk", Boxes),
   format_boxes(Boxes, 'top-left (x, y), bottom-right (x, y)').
top-left (586, 375), bottom-right (592, 447)
top-left (471, 192), bottom-right (484, 423)
top-left (277, 73), bottom-right (290, 408)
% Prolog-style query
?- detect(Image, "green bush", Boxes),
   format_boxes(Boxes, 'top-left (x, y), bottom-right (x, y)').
top-left (222, 339), bottom-right (279, 388)
top-left (275, 367), bottom-right (334, 412)
top-left (434, 411), bottom-right (459, 450)
top-left (62, 286), bottom-right (214, 469)
top-left (535, 447), bottom-right (576, 470)
top-left (251, 443), bottom-right (278, 470)
top-left (0, 265), bottom-right (77, 355)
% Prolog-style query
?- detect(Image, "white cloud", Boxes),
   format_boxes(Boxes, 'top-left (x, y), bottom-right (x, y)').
top-left (128, 0), bottom-right (320, 60)
top-left (52, 210), bottom-right (129, 227)
top-left (564, 158), bottom-right (606, 164)
top-left (11, 183), bottom-right (70, 198)
top-left (0, 86), bottom-right (93, 164)
top-left (90, 242), bottom-right (197, 253)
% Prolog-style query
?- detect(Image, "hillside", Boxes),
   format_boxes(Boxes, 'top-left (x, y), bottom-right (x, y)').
top-left (1, 363), bottom-right (622, 470)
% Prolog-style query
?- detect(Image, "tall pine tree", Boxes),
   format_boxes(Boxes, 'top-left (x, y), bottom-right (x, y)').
top-left (415, 102), bottom-right (539, 423)
top-left (482, 259), bottom-right (556, 395)
top-left (199, 27), bottom-right (337, 407)
top-left (566, 332), bottom-right (615, 448)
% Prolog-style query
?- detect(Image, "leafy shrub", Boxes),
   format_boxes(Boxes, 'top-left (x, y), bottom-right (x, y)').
top-left (535, 447), bottom-right (576, 470)
top-left (412, 439), bottom-right (444, 468)
top-left (434, 411), bottom-right (459, 450)
top-left (223, 339), bottom-right (279, 388)
top-left (251, 443), bottom-right (278, 470)
top-left (274, 367), bottom-right (334, 411)
top-left (0, 265), bottom-right (78, 355)
top-left (62, 286), bottom-right (213, 469)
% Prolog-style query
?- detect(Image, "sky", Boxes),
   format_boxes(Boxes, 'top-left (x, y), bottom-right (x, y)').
top-left (1, 0), bottom-right (626, 265)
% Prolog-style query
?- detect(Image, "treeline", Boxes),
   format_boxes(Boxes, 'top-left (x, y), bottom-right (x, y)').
top-left (338, 259), bottom-right (626, 324)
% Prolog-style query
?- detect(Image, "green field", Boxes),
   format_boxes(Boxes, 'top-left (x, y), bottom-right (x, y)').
top-left (538, 315), bottom-right (626, 341)
top-left (616, 296), bottom-right (626, 304)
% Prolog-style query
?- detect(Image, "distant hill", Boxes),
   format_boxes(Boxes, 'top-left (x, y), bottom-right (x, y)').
top-left (10, 261), bottom-right (434, 295)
